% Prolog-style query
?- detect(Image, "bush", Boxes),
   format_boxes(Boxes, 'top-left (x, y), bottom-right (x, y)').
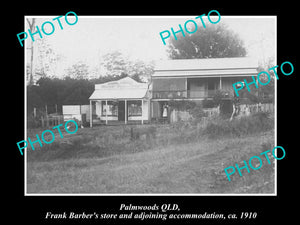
top-left (169, 100), bottom-right (196, 111)
top-left (169, 100), bottom-right (205, 120)
top-left (189, 105), bottom-right (206, 120)
top-left (27, 116), bottom-right (41, 128)
top-left (202, 98), bottom-right (215, 108)
top-left (203, 112), bottom-right (273, 138)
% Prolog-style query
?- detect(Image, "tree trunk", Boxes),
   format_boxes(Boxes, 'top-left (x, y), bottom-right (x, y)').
top-left (26, 19), bottom-right (35, 85)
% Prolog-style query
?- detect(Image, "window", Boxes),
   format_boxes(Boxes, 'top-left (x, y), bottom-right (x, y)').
top-left (128, 100), bottom-right (142, 116)
top-left (152, 78), bottom-right (186, 91)
top-left (207, 79), bottom-right (218, 90)
top-left (102, 101), bottom-right (118, 116)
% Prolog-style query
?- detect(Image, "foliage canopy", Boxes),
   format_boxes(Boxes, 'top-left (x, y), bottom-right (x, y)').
top-left (167, 24), bottom-right (247, 59)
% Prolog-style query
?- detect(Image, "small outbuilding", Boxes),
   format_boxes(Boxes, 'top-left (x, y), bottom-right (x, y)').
top-left (89, 77), bottom-right (150, 127)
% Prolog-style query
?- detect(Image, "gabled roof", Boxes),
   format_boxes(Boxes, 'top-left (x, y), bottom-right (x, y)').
top-left (153, 57), bottom-right (258, 78)
top-left (89, 77), bottom-right (149, 100)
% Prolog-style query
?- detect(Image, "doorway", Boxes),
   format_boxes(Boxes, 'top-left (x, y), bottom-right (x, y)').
top-left (118, 101), bottom-right (126, 121)
top-left (159, 101), bottom-right (169, 123)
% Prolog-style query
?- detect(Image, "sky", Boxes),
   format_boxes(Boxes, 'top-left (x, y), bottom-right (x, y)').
top-left (25, 15), bottom-right (276, 78)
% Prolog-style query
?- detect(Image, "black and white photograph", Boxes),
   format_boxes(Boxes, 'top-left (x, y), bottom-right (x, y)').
top-left (13, 2), bottom-right (300, 223)
top-left (22, 15), bottom-right (277, 195)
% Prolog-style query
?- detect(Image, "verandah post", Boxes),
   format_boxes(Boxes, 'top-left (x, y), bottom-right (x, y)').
top-left (89, 100), bottom-right (93, 128)
top-left (141, 99), bottom-right (144, 125)
top-left (105, 100), bottom-right (108, 125)
top-left (125, 100), bottom-right (127, 125)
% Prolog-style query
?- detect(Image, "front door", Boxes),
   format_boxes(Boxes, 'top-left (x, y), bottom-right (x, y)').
top-left (118, 101), bottom-right (125, 121)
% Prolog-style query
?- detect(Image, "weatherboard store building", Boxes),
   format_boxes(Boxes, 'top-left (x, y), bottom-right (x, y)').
top-left (88, 77), bottom-right (151, 127)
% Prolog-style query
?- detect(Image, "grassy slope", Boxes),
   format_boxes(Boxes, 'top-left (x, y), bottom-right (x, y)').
top-left (26, 125), bottom-right (274, 194)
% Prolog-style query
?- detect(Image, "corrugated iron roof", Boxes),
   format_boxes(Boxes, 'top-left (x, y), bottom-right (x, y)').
top-left (153, 57), bottom-right (258, 77)
top-left (89, 77), bottom-right (149, 100)
top-left (153, 68), bottom-right (258, 77)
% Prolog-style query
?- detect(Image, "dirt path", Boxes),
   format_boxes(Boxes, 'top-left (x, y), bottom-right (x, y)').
top-left (27, 131), bottom-right (274, 194)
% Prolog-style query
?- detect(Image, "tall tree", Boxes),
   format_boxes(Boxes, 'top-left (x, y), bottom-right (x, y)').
top-left (101, 51), bottom-right (127, 77)
top-left (167, 23), bottom-right (247, 59)
top-left (126, 60), bottom-right (154, 82)
top-left (66, 61), bottom-right (89, 79)
top-left (35, 39), bottom-right (62, 78)
top-left (100, 51), bottom-right (154, 82)
top-left (26, 18), bottom-right (36, 85)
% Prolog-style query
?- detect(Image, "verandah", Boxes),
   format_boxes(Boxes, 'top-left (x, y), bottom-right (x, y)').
top-left (89, 99), bottom-right (147, 127)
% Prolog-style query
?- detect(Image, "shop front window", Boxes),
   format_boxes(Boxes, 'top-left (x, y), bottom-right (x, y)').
top-left (128, 100), bottom-right (142, 116)
top-left (102, 101), bottom-right (118, 116)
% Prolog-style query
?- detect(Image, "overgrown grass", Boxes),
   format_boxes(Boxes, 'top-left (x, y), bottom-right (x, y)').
top-left (26, 113), bottom-right (275, 194)
top-left (210, 138), bottom-right (275, 193)
top-left (26, 112), bottom-right (274, 162)
top-left (203, 112), bottom-right (274, 138)
top-left (26, 131), bottom-right (275, 194)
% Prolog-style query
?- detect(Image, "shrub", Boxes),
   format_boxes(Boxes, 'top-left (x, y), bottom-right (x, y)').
top-left (202, 98), bottom-right (215, 108)
top-left (169, 100), bottom-right (206, 120)
top-left (203, 112), bottom-right (273, 138)
top-left (169, 100), bottom-right (196, 111)
top-left (188, 104), bottom-right (206, 120)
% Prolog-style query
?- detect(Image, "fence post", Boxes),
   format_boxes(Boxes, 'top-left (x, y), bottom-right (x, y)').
top-left (33, 107), bottom-right (36, 118)
top-left (41, 117), bottom-right (44, 127)
top-left (197, 122), bottom-right (201, 135)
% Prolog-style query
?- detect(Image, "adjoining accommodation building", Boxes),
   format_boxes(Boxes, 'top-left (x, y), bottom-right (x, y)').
top-left (86, 57), bottom-right (259, 126)
top-left (150, 57), bottom-right (259, 120)
top-left (89, 77), bottom-right (150, 127)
